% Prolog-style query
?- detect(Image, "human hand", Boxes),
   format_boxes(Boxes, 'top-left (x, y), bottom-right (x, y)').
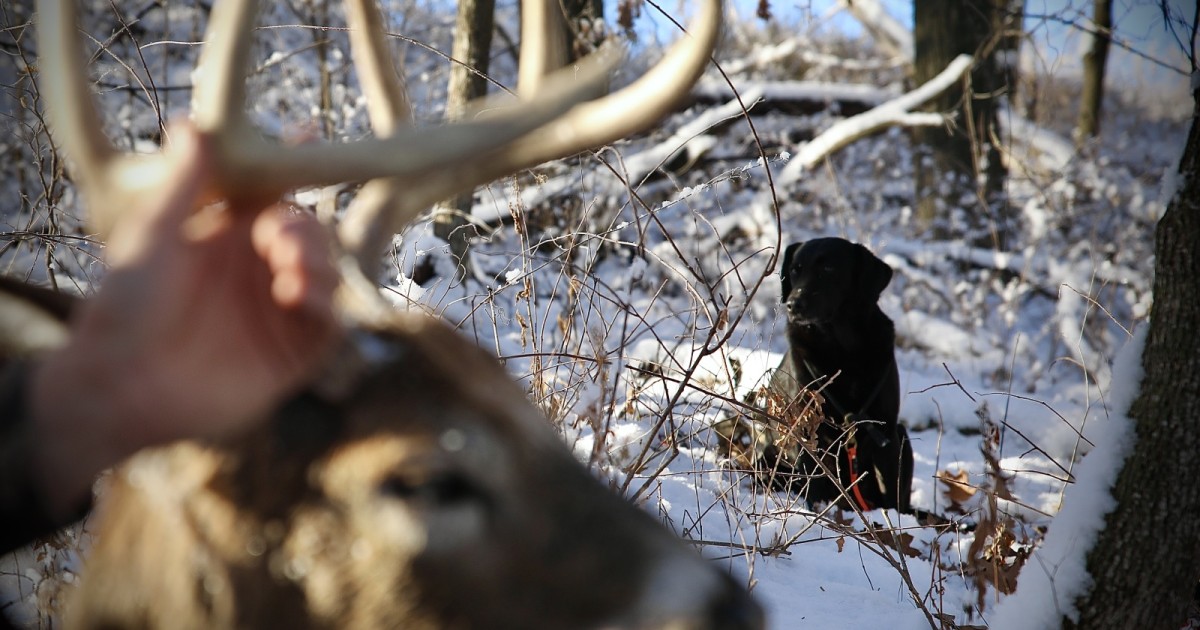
top-left (30, 123), bottom-right (341, 516)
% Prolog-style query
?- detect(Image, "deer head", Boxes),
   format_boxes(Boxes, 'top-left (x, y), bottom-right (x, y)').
top-left (32, 0), bottom-right (763, 628)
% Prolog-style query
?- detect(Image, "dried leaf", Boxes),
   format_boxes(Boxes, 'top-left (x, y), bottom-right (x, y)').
top-left (937, 468), bottom-right (977, 507)
top-left (756, 0), bottom-right (772, 20)
top-left (889, 532), bottom-right (922, 559)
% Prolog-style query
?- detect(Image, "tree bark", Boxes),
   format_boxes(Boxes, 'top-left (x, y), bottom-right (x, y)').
top-left (1066, 80), bottom-right (1200, 630)
top-left (434, 0), bottom-right (496, 280)
top-left (1076, 0), bottom-right (1113, 143)
top-left (912, 0), bottom-right (1011, 246)
top-left (995, 0), bottom-right (1024, 107)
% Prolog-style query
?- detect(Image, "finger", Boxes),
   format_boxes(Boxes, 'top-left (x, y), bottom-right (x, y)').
top-left (271, 268), bottom-right (308, 309)
top-left (272, 267), bottom-right (338, 315)
top-left (252, 208), bottom-right (338, 312)
top-left (251, 207), bottom-right (292, 258)
top-left (254, 210), bottom-right (336, 274)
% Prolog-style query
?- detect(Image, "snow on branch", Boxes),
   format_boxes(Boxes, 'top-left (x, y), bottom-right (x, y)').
top-left (618, 86), bottom-right (767, 181)
top-left (884, 237), bottom-right (1149, 297)
top-left (479, 87), bottom-right (768, 222)
top-left (693, 78), bottom-right (895, 114)
top-left (719, 36), bottom-right (905, 76)
top-left (837, 0), bottom-right (914, 61)
top-left (719, 37), bottom-right (805, 76)
top-left (777, 54), bottom-right (973, 186)
top-left (1002, 115), bottom-right (1075, 172)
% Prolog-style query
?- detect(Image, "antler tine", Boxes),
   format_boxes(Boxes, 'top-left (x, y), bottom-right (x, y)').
top-left (40, 0), bottom-right (717, 267)
top-left (191, 0), bottom-right (258, 136)
top-left (41, 0), bottom-right (620, 235)
top-left (36, 0), bottom-right (169, 239)
top-left (208, 47), bottom-right (618, 197)
top-left (338, 0), bottom-right (417, 291)
top-left (343, 0), bottom-right (412, 134)
top-left (187, 0), bottom-right (619, 199)
top-left (464, 0), bottom-right (722, 187)
top-left (337, 0), bottom-right (617, 271)
top-left (517, 0), bottom-right (568, 97)
top-left (339, 0), bottom-right (721, 271)
top-left (357, 0), bottom-right (723, 236)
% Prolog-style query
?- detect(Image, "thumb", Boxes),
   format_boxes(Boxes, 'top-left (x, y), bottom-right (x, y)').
top-left (105, 122), bottom-right (214, 264)
top-left (148, 122), bottom-right (214, 228)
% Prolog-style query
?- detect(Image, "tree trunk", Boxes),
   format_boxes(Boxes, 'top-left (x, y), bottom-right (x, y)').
top-left (434, 0), bottom-right (495, 280)
top-left (995, 0), bottom-right (1024, 108)
top-left (912, 0), bottom-right (1010, 246)
top-left (445, 0), bottom-right (494, 126)
top-left (1075, 0), bottom-right (1113, 143)
top-left (1066, 79), bottom-right (1200, 630)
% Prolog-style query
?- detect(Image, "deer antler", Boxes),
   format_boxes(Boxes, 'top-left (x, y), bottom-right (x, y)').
top-left (338, 0), bottom-right (722, 268)
top-left (38, 0), bottom-right (721, 260)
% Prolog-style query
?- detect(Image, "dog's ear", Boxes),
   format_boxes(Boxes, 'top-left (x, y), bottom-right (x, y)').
top-left (779, 242), bottom-right (803, 303)
top-left (854, 243), bottom-right (893, 303)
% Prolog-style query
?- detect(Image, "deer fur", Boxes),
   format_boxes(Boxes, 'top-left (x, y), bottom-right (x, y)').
top-left (65, 318), bottom-right (760, 629)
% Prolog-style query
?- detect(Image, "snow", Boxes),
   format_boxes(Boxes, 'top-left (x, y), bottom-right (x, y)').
top-left (693, 78), bottom-right (896, 107)
top-left (0, 2), bottom-right (1188, 628)
top-left (988, 328), bottom-right (1144, 629)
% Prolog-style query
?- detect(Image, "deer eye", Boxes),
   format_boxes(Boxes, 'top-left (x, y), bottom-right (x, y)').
top-left (379, 470), bottom-right (483, 507)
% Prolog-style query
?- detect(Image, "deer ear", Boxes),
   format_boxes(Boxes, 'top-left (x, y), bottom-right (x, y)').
top-left (779, 242), bottom-right (803, 303)
top-left (854, 244), bottom-right (892, 304)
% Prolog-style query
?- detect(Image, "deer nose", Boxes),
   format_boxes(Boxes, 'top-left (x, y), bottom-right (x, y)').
top-left (630, 552), bottom-right (765, 630)
top-left (705, 572), bottom-right (765, 630)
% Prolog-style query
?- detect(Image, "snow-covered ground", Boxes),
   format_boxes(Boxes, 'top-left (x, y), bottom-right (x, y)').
top-left (0, 2), bottom-right (1188, 627)
top-left (371, 20), bottom-right (1179, 626)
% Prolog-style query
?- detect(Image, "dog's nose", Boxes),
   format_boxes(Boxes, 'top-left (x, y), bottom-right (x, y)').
top-left (786, 293), bottom-right (809, 317)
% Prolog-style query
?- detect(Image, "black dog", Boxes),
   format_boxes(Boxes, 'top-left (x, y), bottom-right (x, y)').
top-left (763, 237), bottom-right (912, 513)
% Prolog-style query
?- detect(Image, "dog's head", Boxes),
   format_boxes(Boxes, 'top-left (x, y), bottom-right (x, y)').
top-left (779, 237), bottom-right (892, 325)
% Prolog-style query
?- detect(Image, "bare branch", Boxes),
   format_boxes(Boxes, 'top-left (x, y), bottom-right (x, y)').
top-left (778, 54), bottom-right (972, 184)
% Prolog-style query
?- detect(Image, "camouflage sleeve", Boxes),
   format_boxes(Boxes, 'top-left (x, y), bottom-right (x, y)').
top-left (0, 359), bottom-right (90, 555)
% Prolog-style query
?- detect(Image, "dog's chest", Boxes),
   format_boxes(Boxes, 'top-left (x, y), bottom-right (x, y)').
top-left (786, 328), bottom-right (886, 410)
